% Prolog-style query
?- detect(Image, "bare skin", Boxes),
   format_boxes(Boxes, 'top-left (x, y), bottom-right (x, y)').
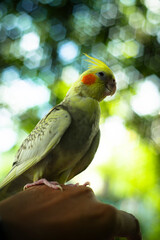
top-left (0, 185), bottom-right (142, 240)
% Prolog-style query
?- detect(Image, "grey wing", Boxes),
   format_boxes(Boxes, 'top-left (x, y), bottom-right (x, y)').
top-left (0, 106), bottom-right (71, 189)
top-left (67, 130), bottom-right (100, 181)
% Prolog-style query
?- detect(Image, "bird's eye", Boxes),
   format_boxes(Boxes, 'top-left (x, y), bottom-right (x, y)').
top-left (98, 72), bottom-right (104, 77)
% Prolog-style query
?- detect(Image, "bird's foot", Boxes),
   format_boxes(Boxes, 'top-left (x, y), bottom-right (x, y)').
top-left (23, 178), bottom-right (62, 191)
top-left (67, 181), bottom-right (90, 187)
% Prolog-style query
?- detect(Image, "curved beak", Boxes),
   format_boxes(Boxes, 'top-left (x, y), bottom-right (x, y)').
top-left (105, 78), bottom-right (116, 96)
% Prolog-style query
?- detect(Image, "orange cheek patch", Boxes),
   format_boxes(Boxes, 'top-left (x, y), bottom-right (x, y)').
top-left (81, 74), bottom-right (96, 85)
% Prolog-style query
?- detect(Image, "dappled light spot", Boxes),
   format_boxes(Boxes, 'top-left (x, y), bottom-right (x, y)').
top-left (0, 108), bottom-right (17, 152)
top-left (0, 79), bottom-right (50, 114)
top-left (61, 66), bottom-right (79, 84)
top-left (122, 40), bottom-right (142, 58)
top-left (131, 78), bottom-right (160, 116)
top-left (20, 32), bottom-right (40, 52)
top-left (0, 128), bottom-right (17, 152)
top-left (50, 23), bottom-right (66, 41)
top-left (58, 40), bottom-right (79, 63)
top-left (120, 0), bottom-right (136, 6)
top-left (17, 13), bottom-right (32, 31)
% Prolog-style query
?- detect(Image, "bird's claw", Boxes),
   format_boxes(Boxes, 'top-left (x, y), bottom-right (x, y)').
top-left (23, 178), bottom-right (62, 191)
top-left (67, 181), bottom-right (90, 187)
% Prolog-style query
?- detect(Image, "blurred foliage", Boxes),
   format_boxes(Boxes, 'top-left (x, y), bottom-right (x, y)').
top-left (0, 0), bottom-right (160, 239)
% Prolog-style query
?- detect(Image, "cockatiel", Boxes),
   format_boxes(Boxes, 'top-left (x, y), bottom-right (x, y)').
top-left (0, 54), bottom-right (116, 200)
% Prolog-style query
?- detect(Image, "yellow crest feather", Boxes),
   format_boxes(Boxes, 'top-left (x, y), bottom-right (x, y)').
top-left (84, 53), bottom-right (110, 72)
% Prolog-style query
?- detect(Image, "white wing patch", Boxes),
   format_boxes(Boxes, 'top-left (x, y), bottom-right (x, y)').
top-left (0, 107), bottom-right (71, 188)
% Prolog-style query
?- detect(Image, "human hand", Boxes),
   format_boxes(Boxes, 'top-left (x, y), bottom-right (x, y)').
top-left (0, 184), bottom-right (142, 240)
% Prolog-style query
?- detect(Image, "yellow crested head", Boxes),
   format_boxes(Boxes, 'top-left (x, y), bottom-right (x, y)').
top-left (84, 53), bottom-right (112, 73)
top-left (66, 54), bottom-right (116, 102)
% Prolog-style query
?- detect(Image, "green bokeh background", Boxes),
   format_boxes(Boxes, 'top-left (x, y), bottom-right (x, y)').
top-left (0, 0), bottom-right (160, 239)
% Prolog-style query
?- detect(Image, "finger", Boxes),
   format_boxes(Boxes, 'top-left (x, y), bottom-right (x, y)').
top-left (115, 210), bottom-right (142, 240)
